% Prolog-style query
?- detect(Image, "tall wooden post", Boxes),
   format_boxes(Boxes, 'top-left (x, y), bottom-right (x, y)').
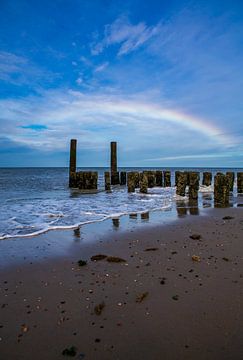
top-left (69, 139), bottom-right (77, 187)
top-left (110, 141), bottom-right (119, 185)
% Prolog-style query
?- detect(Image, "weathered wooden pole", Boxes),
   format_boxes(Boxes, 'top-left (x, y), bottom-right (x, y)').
top-left (176, 172), bottom-right (187, 196)
top-left (120, 171), bottom-right (127, 185)
top-left (202, 172), bottom-right (212, 186)
top-left (104, 172), bottom-right (111, 191)
top-left (155, 170), bottom-right (163, 186)
top-left (189, 172), bottom-right (200, 200)
top-left (143, 171), bottom-right (155, 188)
top-left (127, 172), bottom-right (136, 192)
top-left (110, 141), bottom-right (119, 185)
top-left (140, 172), bottom-right (148, 193)
top-left (214, 173), bottom-right (229, 206)
top-left (164, 171), bottom-right (171, 187)
top-left (69, 139), bottom-right (77, 187)
top-left (226, 172), bottom-right (234, 192)
top-left (237, 172), bottom-right (243, 193)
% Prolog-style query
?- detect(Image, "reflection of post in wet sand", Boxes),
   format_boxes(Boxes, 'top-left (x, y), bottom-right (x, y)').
top-left (129, 213), bottom-right (138, 219)
top-left (112, 218), bottom-right (120, 228)
top-left (202, 193), bottom-right (212, 208)
top-left (141, 212), bottom-right (149, 221)
top-left (188, 199), bottom-right (199, 215)
top-left (176, 201), bottom-right (187, 217)
top-left (74, 227), bottom-right (81, 238)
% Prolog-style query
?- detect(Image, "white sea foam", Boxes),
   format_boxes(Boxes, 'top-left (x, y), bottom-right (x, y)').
top-left (0, 168), bottom-right (238, 240)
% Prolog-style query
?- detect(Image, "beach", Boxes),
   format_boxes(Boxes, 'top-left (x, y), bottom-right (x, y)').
top-left (0, 206), bottom-right (242, 360)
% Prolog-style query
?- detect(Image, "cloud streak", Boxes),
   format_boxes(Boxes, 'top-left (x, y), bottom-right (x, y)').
top-left (91, 16), bottom-right (160, 56)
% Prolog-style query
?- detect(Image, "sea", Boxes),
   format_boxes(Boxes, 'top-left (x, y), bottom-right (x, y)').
top-left (0, 167), bottom-right (241, 240)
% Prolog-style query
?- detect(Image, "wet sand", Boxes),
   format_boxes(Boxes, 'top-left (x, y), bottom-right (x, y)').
top-left (0, 207), bottom-right (242, 360)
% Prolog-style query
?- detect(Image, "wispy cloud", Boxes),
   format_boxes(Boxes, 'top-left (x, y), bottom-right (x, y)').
top-left (91, 15), bottom-right (160, 56)
top-left (94, 62), bottom-right (109, 72)
top-left (0, 51), bottom-right (57, 87)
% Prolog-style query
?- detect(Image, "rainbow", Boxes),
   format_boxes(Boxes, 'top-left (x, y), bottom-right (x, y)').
top-left (77, 97), bottom-right (233, 147)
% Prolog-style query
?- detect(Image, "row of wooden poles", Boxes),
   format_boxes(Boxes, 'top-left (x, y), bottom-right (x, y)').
top-left (69, 139), bottom-right (243, 205)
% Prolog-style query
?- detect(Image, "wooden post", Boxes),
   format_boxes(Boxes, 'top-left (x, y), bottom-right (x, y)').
top-left (202, 172), bottom-right (212, 186)
top-left (164, 171), bottom-right (171, 187)
top-left (189, 172), bottom-right (200, 200)
top-left (237, 172), bottom-right (243, 193)
top-left (120, 171), bottom-right (127, 185)
top-left (226, 172), bottom-right (234, 192)
top-left (127, 172), bottom-right (136, 192)
top-left (155, 170), bottom-right (163, 186)
top-left (176, 172), bottom-right (187, 196)
top-left (104, 172), bottom-right (111, 191)
top-left (214, 173), bottom-right (229, 206)
top-left (110, 142), bottom-right (119, 185)
top-left (140, 172), bottom-right (148, 193)
top-left (69, 139), bottom-right (77, 187)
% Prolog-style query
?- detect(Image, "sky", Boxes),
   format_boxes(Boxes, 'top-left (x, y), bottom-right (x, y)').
top-left (0, 0), bottom-right (243, 167)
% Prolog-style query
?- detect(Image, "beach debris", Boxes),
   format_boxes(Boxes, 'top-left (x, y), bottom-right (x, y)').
top-left (190, 234), bottom-right (201, 240)
top-left (222, 257), bottom-right (230, 262)
top-left (94, 302), bottom-right (105, 315)
top-left (77, 260), bottom-right (87, 267)
top-left (106, 256), bottom-right (126, 263)
top-left (91, 254), bottom-right (107, 261)
top-left (222, 216), bottom-right (234, 220)
top-left (192, 255), bottom-right (201, 262)
top-left (172, 295), bottom-right (179, 301)
top-left (62, 346), bottom-right (77, 357)
top-left (144, 247), bottom-right (159, 252)
top-left (21, 324), bottom-right (29, 333)
top-left (136, 292), bottom-right (149, 303)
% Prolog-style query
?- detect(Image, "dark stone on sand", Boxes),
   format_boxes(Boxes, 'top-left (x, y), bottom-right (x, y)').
top-left (136, 292), bottom-right (149, 303)
top-left (223, 216), bottom-right (234, 220)
top-left (91, 255), bottom-right (107, 261)
top-left (144, 247), bottom-right (159, 251)
top-left (94, 302), bottom-right (105, 315)
top-left (77, 260), bottom-right (87, 267)
top-left (189, 234), bottom-right (201, 240)
top-left (62, 346), bottom-right (77, 357)
top-left (172, 295), bottom-right (179, 301)
top-left (222, 257), bottom-right (230, 262)
top-left (106, 256), bottom-right (126, 263)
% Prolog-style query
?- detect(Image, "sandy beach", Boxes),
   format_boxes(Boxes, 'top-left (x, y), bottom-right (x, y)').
top-left (0, 206), bottom-right (242, 360)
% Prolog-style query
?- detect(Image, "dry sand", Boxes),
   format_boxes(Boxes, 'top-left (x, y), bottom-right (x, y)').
top-left (0, 207), bottom-right (242, 360)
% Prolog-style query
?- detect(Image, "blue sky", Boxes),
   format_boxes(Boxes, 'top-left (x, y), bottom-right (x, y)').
top-left (1, 0), bottom-right (243, 167)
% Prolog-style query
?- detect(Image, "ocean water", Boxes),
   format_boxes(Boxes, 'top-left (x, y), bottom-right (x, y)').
top-left (0, 167), bottom-right (241, 239)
